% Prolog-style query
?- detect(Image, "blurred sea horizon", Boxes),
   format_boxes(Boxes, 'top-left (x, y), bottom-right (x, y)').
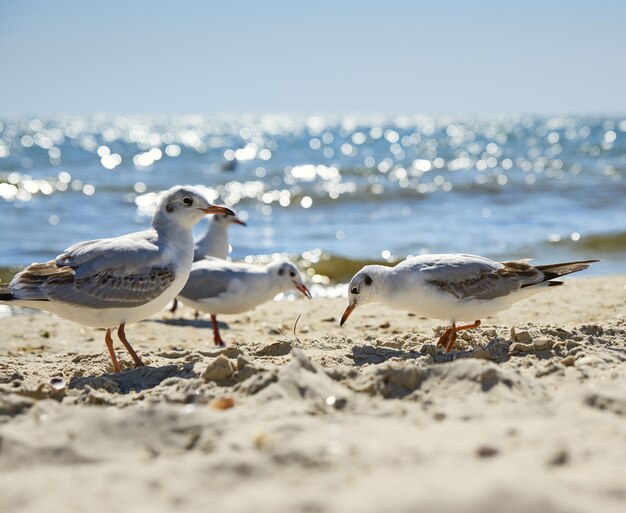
top-left (0, 113), bottom-right (624, 283)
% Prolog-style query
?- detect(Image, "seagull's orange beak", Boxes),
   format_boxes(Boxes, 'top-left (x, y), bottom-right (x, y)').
top-left (232, 217), bottom-right (247, 226)
top-left (202, 205), bottom-right (235, 216)
top-left (340, 304), bottom-right (356, 327)
top-left (295, 283), bottom-right (312, 299)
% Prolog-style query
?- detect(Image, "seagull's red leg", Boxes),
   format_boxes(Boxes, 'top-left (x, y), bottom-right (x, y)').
top-left (117, 323), bottom-right (145, 367)
top-left (211, 314), bottom-right (225, 346)
top-left (445, 320), bottom-right (481, 352)
top-left (105, 328), bottom-right (121, 373)
top-left (456, 319), bottom-right (481, 332)
top-left (194, 310), bottom-right (200, 320)
top-left (445, 327), bottom-right (458, 352)
top-left (169, 298), bottom-right (178, 313)
top-left (437, 325), bottom-right (455, 350)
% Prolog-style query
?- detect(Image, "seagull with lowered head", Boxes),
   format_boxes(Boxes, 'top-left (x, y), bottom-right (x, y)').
top-left (0, 186), bottom-right (234, 372)
top-left (340, 253), bottom-right (598, 352)
top-left (176, 258), bottom-right (311, 346)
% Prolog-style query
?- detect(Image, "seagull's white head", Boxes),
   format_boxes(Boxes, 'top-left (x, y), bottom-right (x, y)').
top-left (269, 260), bottom-right (312, 299)
top-left (156, 186), bottom-right (235, 230)
top-left (341, 266), bottom-right (379, 326)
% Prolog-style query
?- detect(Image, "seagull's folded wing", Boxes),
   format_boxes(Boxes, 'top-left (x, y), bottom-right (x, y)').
top-left (418, 255), bottom-right (544, 300)
top-left (179, 264), bottom-right (240, 301)
top-left (11, 231), bottom-right (176, 308)
top-left (56, 230), bottom-right (160, 277)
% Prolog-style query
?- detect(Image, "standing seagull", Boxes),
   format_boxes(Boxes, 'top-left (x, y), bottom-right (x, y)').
top-left (176, 258), bottom-right (311, 346)
top-left (194, 213), bottom-right (246, 261)
top-left (169, 212), bottom-right (246, 315)
top-left (0, 186), bottom-right (234, 372)
top-left (340, 254), bottom-right (598, 352)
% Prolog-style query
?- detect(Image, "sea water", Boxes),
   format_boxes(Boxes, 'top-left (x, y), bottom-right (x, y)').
top-left (0, 114), bottom-right (624, 282)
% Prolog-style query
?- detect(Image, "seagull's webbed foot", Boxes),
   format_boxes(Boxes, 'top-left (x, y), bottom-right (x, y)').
top-left (117, 323), bottom-right (145, 368)
top-left (437, 320), bottom-right (482, 352)
top-left (211, 314), bottom-right (226, 347)
top-left (437, 324), bottom-right (456, 353)
top-left (445, 329), bottom-right (459, 352)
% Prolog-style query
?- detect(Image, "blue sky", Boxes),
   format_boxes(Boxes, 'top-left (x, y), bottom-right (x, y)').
top-left (1, 0), bottom-right (625, 116)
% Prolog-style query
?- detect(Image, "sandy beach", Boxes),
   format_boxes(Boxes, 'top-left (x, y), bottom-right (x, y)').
top-left (3, 2), bottom-right (625, 512)
top-left (0, 275), bottom-right (625, 513)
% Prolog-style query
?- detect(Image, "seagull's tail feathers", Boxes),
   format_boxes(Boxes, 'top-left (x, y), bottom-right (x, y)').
top-left (521, 259), bottom-right (599, 288)
top-left (536, 259), bottom-right (599, 279)
top-left (0, 283), bottom-right (14, 301)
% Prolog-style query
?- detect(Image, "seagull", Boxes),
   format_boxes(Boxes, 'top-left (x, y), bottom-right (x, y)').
top-left (0, 186), bottom-right (235, 372)
top-left (169, 212), bottom-right (246, 314)
top-left (194, 212), bottom-right (246, 261)
top-left (175, 258), bottom-right (311, 346)
top-left (340, 254), bottom-right (598, 352)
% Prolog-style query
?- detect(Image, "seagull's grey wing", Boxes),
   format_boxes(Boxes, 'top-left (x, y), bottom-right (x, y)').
top-left (11, 230), bottom-right (176, 308)
top-left (418, 255), bottom-right (544, 300)
top-left (56, 230), bottom-right (160, 279)
top-left (179, 265), bottom-right (242, 301)
top-left (11, 261), bottom-right (176, 308)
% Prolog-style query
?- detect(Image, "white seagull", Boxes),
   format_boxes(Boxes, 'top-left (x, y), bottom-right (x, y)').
top-left (0, 186), bottom-right (235, 372)
top-left (340, 254), bottom-right (598, 352)
top-left (169, 212), bottom-right (246, 314)
top-left (194, 212), bottom-right (246, 261)
top-left (176, 258), bottom-right (311, 346)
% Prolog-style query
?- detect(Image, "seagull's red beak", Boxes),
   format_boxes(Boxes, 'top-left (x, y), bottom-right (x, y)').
top-left (201, 205), bottom-right (235, 216)
top-left (340, 304), bottom-right (356, 327)
top-left (295, 283), bottom-right (312, 299)
top-left (233, 217), bottom-right (247, 226)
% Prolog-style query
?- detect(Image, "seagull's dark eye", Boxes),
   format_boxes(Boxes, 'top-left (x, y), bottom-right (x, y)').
top-left (289, 271), bottom-right (296, 278)
top-left (183, 197), bottom-right (193, 206)
top-left (351, 287), bottom-right (359, 295)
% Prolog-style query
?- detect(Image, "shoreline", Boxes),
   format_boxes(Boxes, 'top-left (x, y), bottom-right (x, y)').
top-left (0, 274), bottom-right (625, 513)
top-left (3, 222), bottom-right (626, 286)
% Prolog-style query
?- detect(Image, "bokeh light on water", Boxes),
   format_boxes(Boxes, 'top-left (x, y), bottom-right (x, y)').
top-left (0, 114), bottom-right (624, 278)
